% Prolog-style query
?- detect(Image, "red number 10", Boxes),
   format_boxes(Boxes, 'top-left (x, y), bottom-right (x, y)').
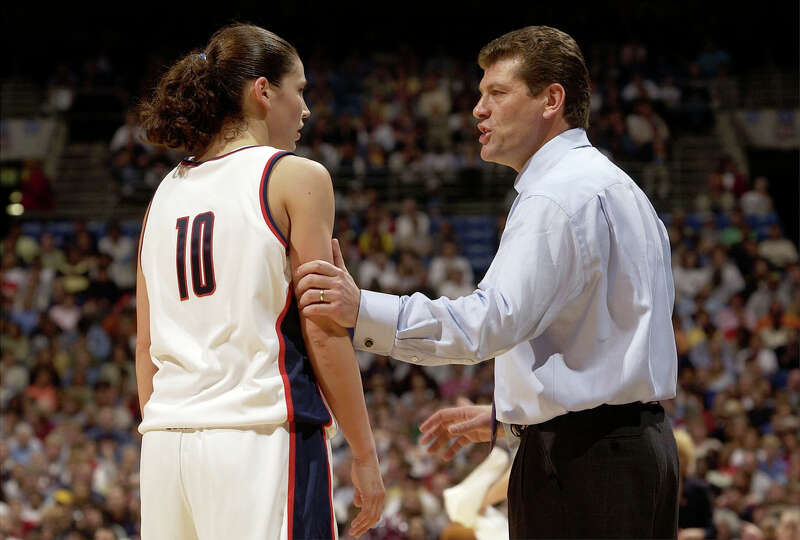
top-left (176, 212), bottom-right (216, 300)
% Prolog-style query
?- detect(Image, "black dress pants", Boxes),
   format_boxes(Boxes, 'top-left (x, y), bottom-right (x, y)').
top-left (508, 402), bottom-right (679, 539)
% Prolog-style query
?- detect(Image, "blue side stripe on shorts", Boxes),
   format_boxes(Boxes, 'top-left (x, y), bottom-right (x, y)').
top-left (291, 423), bottom-right (335, 540)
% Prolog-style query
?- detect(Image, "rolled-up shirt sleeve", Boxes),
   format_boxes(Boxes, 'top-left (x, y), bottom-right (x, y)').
top-left (353, 195), bottom-right (586, 366)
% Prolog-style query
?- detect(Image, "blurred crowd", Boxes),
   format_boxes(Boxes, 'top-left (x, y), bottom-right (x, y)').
top-left (2, 173), bottom-right (798, 539)
top-left (2, 37), bottom-right (799, 540)
top-left (93, 39), bottom-right (731, 206)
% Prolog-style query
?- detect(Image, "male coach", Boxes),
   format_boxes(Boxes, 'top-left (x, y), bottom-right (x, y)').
top-left (295, 26), bottom-right (680, 538)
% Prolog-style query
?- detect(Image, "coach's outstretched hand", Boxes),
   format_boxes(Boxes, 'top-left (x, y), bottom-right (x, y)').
top-left (295, 239), bottom-right (360, 328)
top-left (419, 404), bottom-right (495, 461)
top-left (349, 451), bottom-right (385, 537)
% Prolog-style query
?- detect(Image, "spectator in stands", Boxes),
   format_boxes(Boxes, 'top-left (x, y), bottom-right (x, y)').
top-left (715, 293), bottom-right (758, 339)
top-left (740, 177), bottom-right (774, 218)
top-left (2, 252), bottom-right (27, 304)
top-left (758, 225), bottom-right (799, 269)
top-left (38, 233), bottom-right (66, 273)
top-left (25, 363), bottom-right (60, 413)
top-left (21, 160), bottom-right (55, 213)
top-left (720, 208), bottom-right (751, 248)
top-left (358, 206), bottom-right (394, 256)
top-left (8, 423), bottom-right (43, 466)
top-left (57, 246), bottom-right (92, 295)
top-left (437, 266), bottom-right (476, 300)
top-left (777, 262), bottom-right (800, 308)
top-left (48, 292), bottom-right (81, 333)
top-left (674, 249), bottom-right (712, 305)
top-left (109, 110), bottom-right (144, 155)
top-left (621, 72), bottom-right (660, 103)
top-left (97, 223), bottom-right (135, 291)
top-left (394, 251), bottom-right (428, 296)
top-left (757, 300), bottom-right (798, 351)
top-left (358, 251), bottom-right (399, 292)
top-left (110, 110), bottom-right (150, 197)
top-left (427, 240), bottom-right (474, 295)
top-left (706, 245), bottom-right (746, 310)
top-left (394, 198), bottom-right (432, 257)
top-left (2, 224), bottom-right (40, 265)
top-left (45, 63), bottom-right (77, 114)
top-left (746, 265), bottom-right (781, 320)
top-left (626, 99), bottom-right (670, 161)
top-left (696, 39), bottom-right (731, 78)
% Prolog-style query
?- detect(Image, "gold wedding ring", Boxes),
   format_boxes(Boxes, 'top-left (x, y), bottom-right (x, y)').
top-left (320, 289), bottom-right (325, 303)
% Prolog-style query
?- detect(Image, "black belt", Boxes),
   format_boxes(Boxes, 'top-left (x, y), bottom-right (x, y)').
top-left (510, 401), bottom-right (662, 437)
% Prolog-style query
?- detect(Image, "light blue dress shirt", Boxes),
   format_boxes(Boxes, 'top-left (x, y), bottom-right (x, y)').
top-left (353, 129), bottom-right (677, 425)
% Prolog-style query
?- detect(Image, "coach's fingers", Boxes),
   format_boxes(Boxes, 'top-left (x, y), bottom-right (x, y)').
top-left (418, 424), bottom-right (442, 445)
top-left (300, 303), bottom-right (340, 320)
top-left (421, 427), bottom-right (454, 454)
top-left (419, 409), bottom-right (451, 433)
top-left (297, 286), bottom-right (337, 310)
top-left (443, 436), bottom-right (471, 461)
top-left (448, 415), bottom-right (484, 435)
top-left (294, 260), bottom-right (339, 282)
top-left (295, 273), bottom-right (336, 298)
top-left (419, 414), bottom-right (440, 434)
top-left (331, 238), bottom-right (346, 270)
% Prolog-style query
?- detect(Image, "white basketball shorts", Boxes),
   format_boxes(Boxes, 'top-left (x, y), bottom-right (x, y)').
top-left (140, 423), bottom-right (337, 540)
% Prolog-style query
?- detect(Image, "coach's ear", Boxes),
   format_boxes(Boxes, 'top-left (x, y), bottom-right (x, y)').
top-left (541, 82), bottom-right (566, 120)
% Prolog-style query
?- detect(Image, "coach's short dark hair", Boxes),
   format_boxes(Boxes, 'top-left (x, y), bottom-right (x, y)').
top-left (478, 26), bottom-right (591, 130)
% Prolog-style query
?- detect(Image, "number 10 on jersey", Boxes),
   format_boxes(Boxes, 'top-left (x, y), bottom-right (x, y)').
top-left (176, 212), bottom-right (216, 300)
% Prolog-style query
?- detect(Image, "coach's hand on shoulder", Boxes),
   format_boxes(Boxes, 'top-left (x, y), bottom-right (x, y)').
top-left (348, 451), bottom-right (385, 537)
top-left (419, 404), bottom-right (495, 461)
top-left (295, 239), bottom-right (360, 328)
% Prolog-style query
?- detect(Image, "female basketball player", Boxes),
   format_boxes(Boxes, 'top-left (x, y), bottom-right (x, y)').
top-left (135, 24), bottom-right (383, 539)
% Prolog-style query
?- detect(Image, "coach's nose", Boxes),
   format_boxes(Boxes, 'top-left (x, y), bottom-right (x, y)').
top-left (473, 95), bottom-right (489, 120)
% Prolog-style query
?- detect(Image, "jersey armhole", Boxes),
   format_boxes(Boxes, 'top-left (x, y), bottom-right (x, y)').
top-left (259, 151), bottom-right (294, 251)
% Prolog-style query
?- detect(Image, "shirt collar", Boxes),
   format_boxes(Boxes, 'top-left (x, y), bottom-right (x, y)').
top-left (514, 128), bottom-right (592, 193)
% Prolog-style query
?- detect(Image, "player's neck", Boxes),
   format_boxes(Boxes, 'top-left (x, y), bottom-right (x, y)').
top-left (196, 128), bottom-right (264, 162)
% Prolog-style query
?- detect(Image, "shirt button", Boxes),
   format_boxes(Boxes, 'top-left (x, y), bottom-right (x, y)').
top-left (411, 356), bottom-right (418, 363)
top-left (364, 338), bottom-right (374, 348)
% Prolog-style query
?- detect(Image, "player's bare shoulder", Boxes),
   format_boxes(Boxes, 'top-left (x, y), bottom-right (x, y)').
top-left (271, 155), bottom-right (332, 191)
top-left (270, 155), bottom-right (333, 206)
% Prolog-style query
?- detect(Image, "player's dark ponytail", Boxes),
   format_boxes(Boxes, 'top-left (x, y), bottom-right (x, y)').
top-left (138, 24), bottom-right (299, 156)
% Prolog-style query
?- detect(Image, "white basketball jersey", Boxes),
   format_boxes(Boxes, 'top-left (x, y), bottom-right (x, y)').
top-left (138, 145), bottom-right (334, 434)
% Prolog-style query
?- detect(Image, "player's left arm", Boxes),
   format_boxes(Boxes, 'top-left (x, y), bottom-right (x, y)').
top-left (271, 156), bottom-right (384, 537)
top-left (135, 205), bottom-right (157, 417)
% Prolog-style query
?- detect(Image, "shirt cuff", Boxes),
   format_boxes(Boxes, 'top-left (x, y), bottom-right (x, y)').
top-left (353, 290), bottom-right (400, 355)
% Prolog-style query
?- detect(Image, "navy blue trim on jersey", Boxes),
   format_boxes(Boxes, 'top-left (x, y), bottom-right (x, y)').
top-left (260, 151), bottom-right (293, 249)
top-left (290, 423), bottom-right (335, 540)
top-left (281, 297), bottom-right (333, 426)
top-left (180, 145), bottom-right (262, 167)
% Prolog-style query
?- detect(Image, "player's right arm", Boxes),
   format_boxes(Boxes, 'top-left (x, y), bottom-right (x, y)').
top-left (269, 155), bottom-right (384, 538)
top-left (135, 206), bottom-right (158, 417)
